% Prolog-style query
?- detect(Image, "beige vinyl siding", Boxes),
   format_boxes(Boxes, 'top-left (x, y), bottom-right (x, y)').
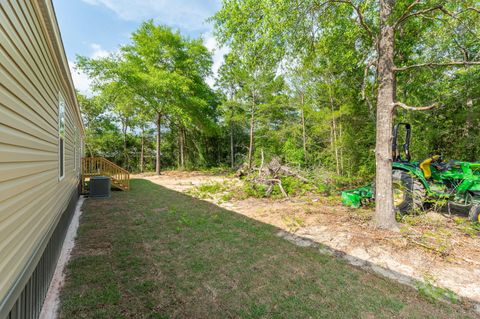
top-left (0, 0), bottom-right (83, 304)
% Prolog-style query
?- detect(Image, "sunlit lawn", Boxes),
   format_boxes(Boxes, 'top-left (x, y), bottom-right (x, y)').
top-left (59, 179), bottom-right (476, 318)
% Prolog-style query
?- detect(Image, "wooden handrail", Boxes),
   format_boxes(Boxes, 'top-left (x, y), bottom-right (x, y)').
top-left (85, 157), bottom-right (130, 173)
top-left (81, 157), bottom-right (130, 192)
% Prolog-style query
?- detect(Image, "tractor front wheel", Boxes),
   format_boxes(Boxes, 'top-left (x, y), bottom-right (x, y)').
top-left (392, 169), bottom-right (426, 215)
top-left (468, 205), bottom-right (480, 223)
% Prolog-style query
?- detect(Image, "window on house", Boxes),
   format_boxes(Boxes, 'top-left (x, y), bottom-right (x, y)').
top-left (74, 127), bottom-right (77, 172)
top-left (59, 95), bottom-right (66, 180)
top-left (79, 137), bottom-right (83, 177)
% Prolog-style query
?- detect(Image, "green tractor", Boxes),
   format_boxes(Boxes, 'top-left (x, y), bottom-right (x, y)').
top-left (342, 123), bottom-right (480, 222)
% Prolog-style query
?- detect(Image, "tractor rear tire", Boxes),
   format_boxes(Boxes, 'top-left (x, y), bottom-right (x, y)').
top-left (392, 169), bottom-right (426, 215)
top-left (468, 205), bottom-right (480, 223)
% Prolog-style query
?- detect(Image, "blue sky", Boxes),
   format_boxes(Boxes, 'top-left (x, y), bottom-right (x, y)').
top-left (53, 0), bottom-right (225, 94)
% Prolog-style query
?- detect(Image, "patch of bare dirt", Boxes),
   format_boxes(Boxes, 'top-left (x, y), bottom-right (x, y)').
top-left (135, 171), bottom-right (229, 192)
top-left (140, 172), bottom-right (480, 305)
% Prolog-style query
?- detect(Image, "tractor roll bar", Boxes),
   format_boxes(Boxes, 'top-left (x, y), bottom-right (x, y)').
top-left (392, 123), bottom-right (411, 162)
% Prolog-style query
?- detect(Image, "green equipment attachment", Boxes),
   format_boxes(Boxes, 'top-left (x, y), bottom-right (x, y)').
top-left (341, 185), bottom-right (373, 208)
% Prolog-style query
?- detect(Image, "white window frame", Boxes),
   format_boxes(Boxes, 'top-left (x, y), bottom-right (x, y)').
top-left (78, 136), bottom-right (83, 178)
top-left (74, 126), bottom-right (77, 172)
top-left (58, 94), bottom-right (66, 181)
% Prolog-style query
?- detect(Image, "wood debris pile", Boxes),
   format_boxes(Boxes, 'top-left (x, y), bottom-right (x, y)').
top-left (236, 157), bottom-right (309, 198)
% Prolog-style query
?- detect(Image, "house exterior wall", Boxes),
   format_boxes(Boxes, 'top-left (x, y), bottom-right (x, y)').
top-left (0, 0), bottom-right (84, 317)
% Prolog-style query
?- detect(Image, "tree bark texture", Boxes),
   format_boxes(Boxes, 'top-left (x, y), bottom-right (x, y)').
top-left (374, 0), bottom-right (397, 229)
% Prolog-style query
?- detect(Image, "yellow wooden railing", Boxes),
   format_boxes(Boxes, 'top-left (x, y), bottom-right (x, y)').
top-left (82, 157), bottom-right (130, 192)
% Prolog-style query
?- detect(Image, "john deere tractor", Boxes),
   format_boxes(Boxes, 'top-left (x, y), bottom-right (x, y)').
top-left (342, 123), bottom-right (480, 222)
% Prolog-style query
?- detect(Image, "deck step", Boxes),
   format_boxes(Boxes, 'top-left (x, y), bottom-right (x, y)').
top-left (82, 157), bottom-right (130, 194)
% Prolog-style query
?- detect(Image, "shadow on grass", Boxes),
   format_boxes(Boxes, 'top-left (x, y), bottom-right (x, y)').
top-left (59, 179), bottom-right (478, 319)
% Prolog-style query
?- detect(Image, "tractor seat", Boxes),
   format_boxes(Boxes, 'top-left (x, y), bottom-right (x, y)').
top-left (419, 155), bottom-right (441, 179)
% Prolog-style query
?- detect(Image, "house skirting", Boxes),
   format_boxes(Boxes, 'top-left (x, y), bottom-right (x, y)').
top-left (0, 187), bottom-right (80, 319)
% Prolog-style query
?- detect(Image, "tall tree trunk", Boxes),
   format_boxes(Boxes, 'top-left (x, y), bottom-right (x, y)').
top-left (374, 0), bottom-right (397, 229)
top-left (156, 112), bottom-right (162, 175)
top-left (329, 95), bottom-right (340, 175)
top-left (300, 93), bottom-right (307, 164)
top-left (466, 99), bottom-right (473, 131)
top-left (122, 121), bottom-right (128, 169)
top-left (183, 128), bottom-right (187, 167)
top-left (87, 143), bottom-right (94, 158)
top-left (466, 98), bottom-right (474, 160)
top-left (230, 120), bottom-right (235, 169)
top-left (179, 125), bottom-right (185, 169)
top-left (140, 126), bottom-right (145, 173)
top-left (248, 95), bottom-right (256, 170)
top-left (339, 123), bottom-right (344, 174)
top-left (177, 129), bottom-right (180, 167)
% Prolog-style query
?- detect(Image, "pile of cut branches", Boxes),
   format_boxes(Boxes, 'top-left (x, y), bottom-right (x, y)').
top-left (237, 157), bottom-right (309, 198)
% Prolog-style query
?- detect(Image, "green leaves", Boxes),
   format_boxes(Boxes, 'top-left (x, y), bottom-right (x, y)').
top-left (75, 21), bottom-right (221, 170)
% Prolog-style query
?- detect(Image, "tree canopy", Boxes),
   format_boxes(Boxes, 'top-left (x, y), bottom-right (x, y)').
top-left (77, 21), bottom-right (217, 172)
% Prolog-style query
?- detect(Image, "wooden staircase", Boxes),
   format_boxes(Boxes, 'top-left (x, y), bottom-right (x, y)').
top-left (82, 157), bottom-right (130, 193)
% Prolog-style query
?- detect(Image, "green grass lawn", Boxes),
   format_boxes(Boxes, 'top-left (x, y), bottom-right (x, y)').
top-left (59, 179), bottom-right (477, 318)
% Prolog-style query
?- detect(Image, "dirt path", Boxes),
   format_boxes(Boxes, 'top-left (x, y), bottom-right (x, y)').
top-left (139, 172), bottom-right (480, 307)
